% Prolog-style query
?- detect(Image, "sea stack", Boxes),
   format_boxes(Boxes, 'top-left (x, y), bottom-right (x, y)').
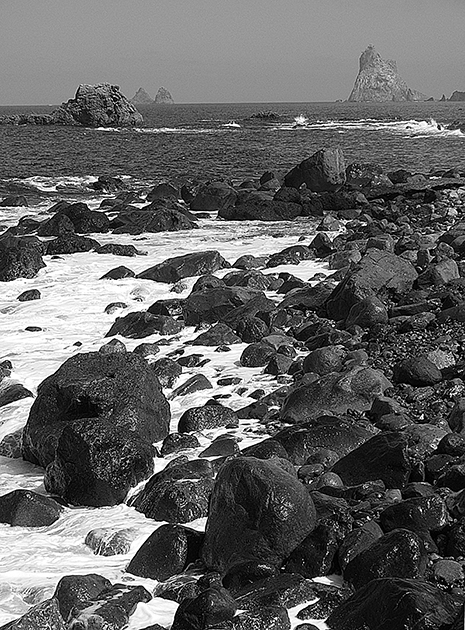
top-left (348, 44), bottom-right (427, 102)
top-left (449, 91), bottom-right (465, 101)
top-left (154, 87), bottom-right (175, 104)
top-left (131, 87), bottom-right (154, 105)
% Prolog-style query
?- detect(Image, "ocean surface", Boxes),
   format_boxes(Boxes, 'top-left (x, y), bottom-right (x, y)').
top-left (0, 101), bottom-right (464, 628)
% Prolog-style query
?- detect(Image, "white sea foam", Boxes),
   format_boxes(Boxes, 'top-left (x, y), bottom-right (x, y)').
top-left (0, 209), bottom-right (333, 628)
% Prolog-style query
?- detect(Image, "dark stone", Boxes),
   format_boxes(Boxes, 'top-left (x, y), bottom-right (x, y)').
top-left (222, 294), bottom-right (276, 329)
top-left (17, 289), bottom-right (41, 302)
top-left (284, 148), bottom-right (346, 192)
top-left (0, 598), bottom-right (66, 630)
top-left (191, 274), bottom-right (226, 292)
top-left (151, 357), bottom-right (182, 388)
top-left (146, 183), bottom-right (179, 202)
top-left (137, 250), bottom-right (229, 283)
top-left (95, 243), bottom-right (141, 256)
top-left (148, 298), bottom-right (184, 317)
top-left (338, 520), bottom-right (384, 570)
top-left (132, 342), bottom-right (160, 357)
top-left (85, 527), bottom-right (136, 556)
top-left (240, 342), bottom-right (276, 367)
top-left (266, 245), bottom-right (312, 268)
top-left (303, 346), bottom-right (346, 375)
top-left (171, 586), bottom-right (237, 630)
top-left (178, 404), bottom-right (238, 433)
top-left (0, 235), bottom-right (46, 281)
top-left (161, 433), bottom-right (201, 456)
top-left (281, 367), bottom-right (391, 423)
top-left (191, 322), bottom-right (241, 346)
top-left (201, 457), bottom-right (317, 573)
top-left (54, 573), bottom-right (112, 620)
top-left (231, 605), bottom-right (291, 629)
top-left (235, 316), bottom-right (270, 343)
top-left (393, 355), bottom-right (443, 386)
top-left (343, 529), bottom-right (427, 589)
top-left (45, 234), bottom-right (100, 255)
top-left (446, 517), bottom-right (465, 558)
top-left (0, 379), bottom-right (33, 408)
top-left (105, 312), bottom-right (183, 338)
top-left (233, 572), bottom-right (316, 610)
top-left (296, 583), bottom-right (352, 621)
top-left (0, 489), bottom-right (62, 526)
top-left (199, 435), bottom-right (240, 458)
top-left (190, 181), bottom-right (237, 213)
top-left (57, 202), bottom-right (111, 234)
top-left (171, 374), bottom-right (213, 397)
top-left (379, 494), bottom-right (448, 534)
top-left (327, 578), bottom-right (461, 630)
top-left (131, 459), bottom-right (214, 523)
top-left (126, 524), bottom-right (203, 581)
top-left (100, 265), bottom-right (135, 280)
top-left (222, 198), bottom-right (301, 221)
top-left (182, 287), bottom-right (263, 326)
top-left (277, 283), bottom-right (334, 312)
top-left (223, 269), bottom-right (275, 291)
top-left (331, 432), bottom-right (411, 489)
top-left (112, 207), bottom-right (196, 234)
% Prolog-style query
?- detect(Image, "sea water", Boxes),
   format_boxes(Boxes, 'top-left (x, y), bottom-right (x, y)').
top-left (0, 101), bottom-right (464, 627)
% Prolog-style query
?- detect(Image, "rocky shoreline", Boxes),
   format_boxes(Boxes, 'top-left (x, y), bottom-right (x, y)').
top-left (1, 148), bottom-right (465, 628)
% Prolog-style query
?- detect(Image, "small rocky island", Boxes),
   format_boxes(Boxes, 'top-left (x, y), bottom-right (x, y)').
top-left (449, 91), bottom-right (465, 102)
top-left (348, 44), bottom-right (427, 102)
top-left (0, 83), bottom-right (143, 127)
top-left (131, 87), bottom-right (154, 105)
top-left (154, 87), bottom-right (175, 105)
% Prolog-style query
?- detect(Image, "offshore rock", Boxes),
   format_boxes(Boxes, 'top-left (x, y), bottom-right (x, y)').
top-left (284, 148), bottom-right (346, 192)
top-left (130, 87), bottom-right (154, 104)
top-left (154, 86), bottom-right (175, 104)
top-left (348, 45), bottom-right (427, 102)
top-left (449, 91), bottom-right (465, 101)
top-left (55, 83), bottom-right (143, 127)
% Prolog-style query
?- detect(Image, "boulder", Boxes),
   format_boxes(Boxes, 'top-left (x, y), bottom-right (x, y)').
top-left (105, 311), bottom-right (184, 338)
top-left (221, 199), bottom-right (302, 221)
top-left (182, 286), bottom-right (263, 326)
top-left (111, 208), bottom-right (196, 234)
top-left (0, 598), bottom-right (66, 630)
top-left (178, 404), bottom-right (238, 433)
top-left (190, 322), bottom-right (241, 345)
top-left (343, 529), bottom-right (427, 589)
top-left (331, 432), bottom-right (411, 489)
top-left (45, 234), bottom-right (100, 255)
top-left (190, 181), bottom-right (237, 213)
top-left (325, 249), bottom-right (418, 323)
top-left (0, 235), bottom-right (46, 281)
top-left (53, 83), bottom-right (143, 127)
top-left (85, 527), bottom-right (137, 556)
top-left (137, 250), bottom-right (230, 283)
top-left (280, 366), bottom-right (392, 423)
top-left (54, 574), bottom-right (112, 620)
top-left (0, 489), bottom-right (62, 527)
top-left (55, 202), bottom-right (111, 234)
top-left (201, 457), bottom-right (317, 573)
top-left (327, 578), bottom-right (460, 630)
top-left (171, 587), bottom-right (237, 630)
top-left (126, 524), bottom-right (203, 581)
top-left (151, 357), bottom-right (183, 388)
top-left (284, 148), bottom-right (346, 192)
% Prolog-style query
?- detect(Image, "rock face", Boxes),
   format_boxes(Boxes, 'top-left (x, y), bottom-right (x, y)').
top-left (449, 90), bottom-right (465, 101)
top-left (154, 87), bottom-right (175, 104)
top-left (56, 83), bottom-right (143, 126)
top-left (348, 45), bottom-right (427, 102)
top-left (131, 87), bottom-right (154, 104)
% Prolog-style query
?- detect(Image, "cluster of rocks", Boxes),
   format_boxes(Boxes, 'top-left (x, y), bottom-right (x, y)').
top-left (0, 84), bottom-right (143, 127)
top-left (4, 148), bottom-right (465, 627)
top-left (131, 86), bottom-right (175, 105)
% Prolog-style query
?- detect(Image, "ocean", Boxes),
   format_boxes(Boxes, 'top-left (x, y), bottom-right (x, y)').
top-left (0, 101), bottom-right (464, 628)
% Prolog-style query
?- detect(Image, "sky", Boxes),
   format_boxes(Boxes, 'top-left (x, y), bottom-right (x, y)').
top-left (1, 0), bottom-right (464, 104)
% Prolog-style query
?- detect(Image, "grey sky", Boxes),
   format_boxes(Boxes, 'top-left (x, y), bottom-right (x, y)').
top-left (1, 0), bottom-right (464, 104)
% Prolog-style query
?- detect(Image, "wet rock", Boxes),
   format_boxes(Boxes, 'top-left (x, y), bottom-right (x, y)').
top-left (178, 404), bottom-right (238, 433)
top-left (296, 583), bottom-right (352, 621)
top-left (266, 244), bottom-right (312, 268)
top-left (95, 243), bottom-right (141, 256)
top-left (0, 597), bottom-right (66, 629)
top-left (151, 357), bottom-right (182, 388)
top-left (191, 322), bottom-right (241, 346)
top-left (233, 572), bottom-right (316, 610)
top-left (100, 265), bottom-right (135, 280)
top-left (171, 374), bottom-right (213, 397)
top-left (182, 286), bottom-right (264, 326)
top-left (302, 346), bottom-right (347, 376)
top-left (199, 435), bottom-right (240, 458)
top-left (240, 342), bottom-right (276, 367)
top-left (223, 198), bottom-right (301, 221)
top-left (343, 529), bottom-right (427, 589)
top-left (17, 289), bottom-right (41, 301)
top-left (327, 578), bottom-right (461, 630)
top-left (331, 432), bottom-right (411, 489)
top-left (0, 235), bottom-right (46, 281)
top-left (338, 520), bottom-right (384, 570)
top-left (105, 311), bottom-right (184, 338)
top-left (281, 366), bottom-right (391, 422)
top-left (0, 428), bottom-right (23, 458)
top-left (85, 527), bottom-right (137, 556)
top-left (126, 524), bottom-right (203, 581)
top-left (45, 234), bottom-right (100, 255)
top-left (112, 207), bottom-right (196, 234)
top-left (201, 457), bottom-right (317, 573)
top-left (235, 316), bottom-right (270, 343)
top-left (161, 433), bottom-right (201, 456)
top-left (171, 586), bottom-right (237, 630)
top-left (55, 202), bottom-right (111, 234)
top-left (137, 250), bottom-right (229, 283)
top-left (284, 148), bottom-right (346, 192)
top-left (54, 573), bottom-right (112, 620)
top-left (0, 489), bottom-right (62, 527)
top-left (0, 378), bottom-right (33, 408)
top-left (190, 181), bottom-right (237, 213)
top-left (393, 355), bottom-right (443, 386)
top-left (379, 494), bottom-right (448, 534)
top-left (231, 605), bottom-right (291, 629)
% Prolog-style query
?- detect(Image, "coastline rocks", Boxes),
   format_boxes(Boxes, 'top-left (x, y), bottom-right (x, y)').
top-left (190, 181), bottom-right (237, 213)
top-left (154, 87), bottom-right (175, 104)
top-left (55, 83), bottom-right (143, 127)
top-left (221, 198), bottom-right (302, 221)
top-left (22, 352), bottom-right (170, 506)
top-left (182, 286), bottom-right (263, 326)
top-left (201, 456), bottom-right (317, 574)
top-left (45, 234), bottom-right (100, 255)
top-left (348, 44), bottom-right (427, 102)
top-left (0, 598), bottom-right (66, 630)
top-left (111, 207), bottom-right (196, 234)
top-left (0, 235), bottom-right (46, 281)
top-left (137, 250), bottom-right (230, 283)
top-left (284, 148), bottom-right (346, 192)
top-left (105, 311), bottom-right (184, 338)
top-left (178, 404), bottom-right (239, 433)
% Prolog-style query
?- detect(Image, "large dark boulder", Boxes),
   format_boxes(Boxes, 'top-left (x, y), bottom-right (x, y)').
top-left (327, 578), bottom-right (461, 630)
top-left (131, 459), bottom-right (214, 523)
top-left (126, 524), bottom-right (203, 581)
top-left (331, 432), bottom-right (412, 489)
top-left (105, 311), bottom-right (184, 338)
top-left (37, 212), bottom-right (75, 237)
top-left (21, 352), bottom-right (169, 506)
top-left (221, 198), bottom-right (302, 221)
top-left (343, 529), bottom-right (427, 589)
top-left (137, 250), bottom-right (230, 283)
top-left (280, 366), bottom-right (392, 423)
top-left (53, 83), bottom-right (143, 127)
top-left (178, 404), bottom-right (238, 433)
top-left (0, 489), bottom-right (62, 527)
top-left (273, 417), bottom-right (373, 466)
top-left (325, 249), bottom-right (418, 323)
top-left (0, 235), bottom-right (45, 281)
top-left (56, 202), bottom-right (111, 234)
top-left (182, 286), bottom-right (263, 325)
top-left (0, 598), bottom-right (66, 629)
top-left (112, 207), bottom-right (196, 234)
top-left (284, 148), bottom-right (346, 192)
top-left (201, 457), bottom-right (317, 574)
top-left (190, 181), bottom-right (237, 212)
top-left (54, 574), bottom-right (112, 621)
top-left (171, 586), bottom-right (237, 630)
top-left (45, 234), bottom-right (100, 255)
top-left (379, 494), bottom-right (448, 534)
